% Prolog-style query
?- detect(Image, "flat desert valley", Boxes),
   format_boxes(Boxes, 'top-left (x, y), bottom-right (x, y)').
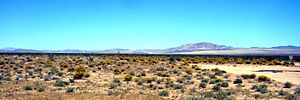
top-left (0, 54), bottom-right (299, 100)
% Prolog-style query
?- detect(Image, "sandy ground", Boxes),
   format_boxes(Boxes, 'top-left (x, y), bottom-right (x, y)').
top-left (196, 63), bottom-right (300, 85)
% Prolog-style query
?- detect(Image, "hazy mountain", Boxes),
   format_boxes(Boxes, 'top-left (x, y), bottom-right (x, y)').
top-left (1, 42), bottom-right (300, 55)
top-left (271, 45), bottom-right (300, 49)
top-left (163, 42), bottom-right (233, 53)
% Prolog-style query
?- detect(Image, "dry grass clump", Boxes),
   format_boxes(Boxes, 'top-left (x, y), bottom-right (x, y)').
top-left (257, 75), bottom-right (271, 82)
top-left (73, 66), bottom-right (90, 79)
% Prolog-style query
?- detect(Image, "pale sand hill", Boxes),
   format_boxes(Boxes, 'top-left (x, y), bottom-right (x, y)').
top-left (177, 48), bottom-right (300, 55)
top-left (194, 63), bottom-right (300, 85)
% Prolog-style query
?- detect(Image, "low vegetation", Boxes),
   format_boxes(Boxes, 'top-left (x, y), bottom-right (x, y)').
top-left (0, 54), bottom-right (298, 99)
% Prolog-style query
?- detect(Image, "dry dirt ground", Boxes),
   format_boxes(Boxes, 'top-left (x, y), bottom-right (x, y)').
top-left (198, 63), bottom-right (300, 85)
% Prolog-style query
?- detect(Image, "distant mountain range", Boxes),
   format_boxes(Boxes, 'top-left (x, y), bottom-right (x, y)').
top-left (1, 42), bottom-right (300, 55)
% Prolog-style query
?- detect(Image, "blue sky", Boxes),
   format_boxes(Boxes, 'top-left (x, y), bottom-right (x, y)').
top-left (0, 0), bottom-right (299, 50)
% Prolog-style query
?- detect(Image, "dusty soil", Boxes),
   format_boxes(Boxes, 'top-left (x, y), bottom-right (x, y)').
top-left (198, 63), bottom-right (300, 85)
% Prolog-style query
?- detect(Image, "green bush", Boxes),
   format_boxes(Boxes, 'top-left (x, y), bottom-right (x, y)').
top-left (35, 85), bottom-right (45, 92)
top-left (233, 79), bottom-right (243, 84)
top-left (285, 94), bottom-right (297, 100)
top-left (49, 67), bottom-right (59, 74)
top-left (54, 80), bottom-right (69, 87)
top-left (220, 82), bottom-right (229, 87)
top-left (69, 78), bottom-right (75, 83)
top-left (284, 81), bottom-right (293, 88)
top-left (255, 84), bottom-right (269, 93)
top-left (66, 88), bottom-right (76, 93)
top-left (159, 90), bottom-right (169, 96)
top-left (109, 83), bottom-right (118, 89)
top-left (278, 89), bottom-right (288, 96)
top-left (199, 82), bottom-right (207, 88)
top-left (23, 85), bottom-right (33, 90)
top-left (214, 91), bottom-right (228, 99)
top-left (203, 91), bottom-right (214, 98)
top-left (212, 84), bottom-right (221, 91)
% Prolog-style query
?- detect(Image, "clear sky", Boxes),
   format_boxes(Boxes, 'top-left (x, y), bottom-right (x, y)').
top-left (0, 0), bottom-right (299, 50)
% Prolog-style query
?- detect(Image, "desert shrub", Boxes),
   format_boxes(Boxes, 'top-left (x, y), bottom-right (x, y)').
top-left (148, 84), bottom-right (157, 90)
top-left (69, 78), bottom-right (75, 83)
top-left (185, 69), bottom-right (193, 74)
top-left (36, 85), bottom-right (45, 92)
top-left (212, 84), bottom-right (221, 91)
top-left (190, 88), bottom-right (197, 93)
top-left (203, 91), bottom-right (214, 98)
top-left (201, 79), bottom-right (209, 83)
top-left (155, 67), bottom-right (167, 71)
top-left (34, 67), bottom-right (43, 72)
top-left (214, 91), bottom-right (228, 99)
top-left (220, 82), bottom-right (229, 87)
top-left (61, 63), bottom-right (69, 68)
top-left (144, 77), bottom-right (154, 83)
top-left (67, 67), bottom-right (75, 72)
top-left (158, 72), bottom-right (169, 77)
top-left (124, 74), bottom-right (133, 81)
top-left (177, 78), bottom-right (187, 84)
top-left (54, 80), bottom-right (69, 87)
top-left (252, 94), bottom-right (261, 99)
top-left (226, 89), bottom-right (236, 95)
top-left (294, 87), bottom-right (300, 95)
top-left (107, 90), bottom-right (122, 96)
top-left (285, 94), bottom-right (298, 100)
top-left (250, 74), bottom-right (257, 79)
top-left (241, 74), bottom-right (256, 79)
top-left (233, 79), bottom-right (243, 84)
top-left (137, 79), bottom-right (145, 85)
top-left (159, 90), bottom-right (169, 96)
top-left (23, 85), bottom-right (33, 90)
top-left (24, 66), bottom-right (32, 70)
top-left (129, 71), bottom-right (135, 76)
top-left (84, 73), bottom-right (90, 77)
top-left (174, 84), bottom-right (184, 89)
top-left (187, 80), bottom-right (195, 85)
top-left (43, 75), bottom-right (51, 81)
top-left (141, 71), bottom-right (146, 76)
top-left (199, 82), bottom-right (207, 88)
top-left (165, 82), bottom-right (174, 88)
top-left (113, 68), bottom-right (122, 74)
top-left (208, 74), bottom-right (216, 79)
top-left (215, 78), bottom-right (223, 82)
top-left (109, 83), bottom-right (118, 89)
top-left (284, 81), bottom-right (293, 88)
top-left (73, 72), bottom-right (84, 79)
top-left (66, 88), bottom-right (76, 93)
top-left (75, 66), bottom-right (87, 72)
top-left (211, 68), bottom-right (219, 71)
top-left (113, 78), bottom-right (121, 83)
top-left (255, 84), bottom-right (269, 93)
top-left (57, 72), bottom-right (64, 77)
top-left (258, 75), bottom-right (271, 82)
top-left (49, 67), bottom-right (59, 74)
top-left (156, 78), bottom-right (163, 84)
top-left (278, 89), bottom-right (288, 96)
